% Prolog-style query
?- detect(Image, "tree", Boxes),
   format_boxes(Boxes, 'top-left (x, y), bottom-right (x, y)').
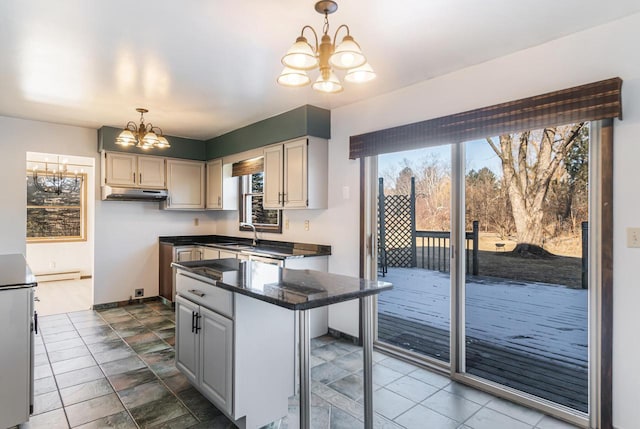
top-left (486, 123), bottom-right (586, 255)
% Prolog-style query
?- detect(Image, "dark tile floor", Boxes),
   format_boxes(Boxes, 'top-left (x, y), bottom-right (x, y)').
top-left (17, 301), bottom-right (580, 429)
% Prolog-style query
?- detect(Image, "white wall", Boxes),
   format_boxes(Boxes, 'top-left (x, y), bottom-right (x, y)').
top-left (323, 13), bottom-right (640, 429)
top-left (0, 116), bottom-right (220, 305)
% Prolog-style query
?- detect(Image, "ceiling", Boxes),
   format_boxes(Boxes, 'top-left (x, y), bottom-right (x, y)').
top-left (1, 1), bottom-right (639, 141)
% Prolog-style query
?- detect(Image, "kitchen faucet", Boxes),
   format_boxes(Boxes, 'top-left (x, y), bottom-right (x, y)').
top-left (240, 222), bottom-right (258, 246)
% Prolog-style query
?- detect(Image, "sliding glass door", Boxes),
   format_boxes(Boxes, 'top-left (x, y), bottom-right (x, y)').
top-left (373, 122), bottom-right (592, 419)
top-left (462, 125), bottom-right (589, 413)
top-left (376, 146), bottom-right (452, 365)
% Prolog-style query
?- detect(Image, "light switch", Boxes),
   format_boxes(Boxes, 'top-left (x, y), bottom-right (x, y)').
top-left (627, 228), bottom-right (640, 248)
top-left (342, 186), bottom-right (350, 200)
top-left (304, 220), bottom-right (310, 231)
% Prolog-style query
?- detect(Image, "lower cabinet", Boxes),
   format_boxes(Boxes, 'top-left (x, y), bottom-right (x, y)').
top-left (175, 271), bottom-right (294, 428)
top-left (175, 295), bottom-right (233, 415)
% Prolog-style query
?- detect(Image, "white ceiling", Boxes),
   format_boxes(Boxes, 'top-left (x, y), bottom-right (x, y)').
top-left (1, 1), bottom-right (639, 141)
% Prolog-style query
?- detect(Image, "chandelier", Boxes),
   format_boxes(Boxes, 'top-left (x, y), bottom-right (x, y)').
top-left (115, 108), bottom-right (170, 149)
top-left (277, 0), bottom-right (375, 94)
top-left (31, 157), bottom-right (84, 195)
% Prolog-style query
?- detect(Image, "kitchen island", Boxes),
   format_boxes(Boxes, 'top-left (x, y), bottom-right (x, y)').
top-left (0, 254), bottom-right (37, 428)
top-left (172, 258), bottom-right (391, 429)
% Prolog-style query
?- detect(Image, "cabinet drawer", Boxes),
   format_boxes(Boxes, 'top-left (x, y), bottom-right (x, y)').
top-left (176, 272), bottom-right (233, 318)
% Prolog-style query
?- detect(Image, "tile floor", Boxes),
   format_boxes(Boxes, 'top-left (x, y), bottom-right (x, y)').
top-left (18, 301), bottom-right (581, 429)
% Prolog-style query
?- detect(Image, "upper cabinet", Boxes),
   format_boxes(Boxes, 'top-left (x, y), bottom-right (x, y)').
top-left (206, 159), bottom-right (238, 210)
top-left (164, 159), bottom-right (205, 210)
top-left (104, 153), bottom-right (166, 188)
top-left (263, 137), bottom-right (327, 210)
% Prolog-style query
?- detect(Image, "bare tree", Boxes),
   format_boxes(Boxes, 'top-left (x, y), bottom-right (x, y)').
top-left (486, 123), bottom-right (586, 255)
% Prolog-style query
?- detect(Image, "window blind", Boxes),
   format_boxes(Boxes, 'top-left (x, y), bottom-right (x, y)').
top-left (349, 77), bottom-right (622, 159)
top-left (231, 157), bottom-right (264, 177)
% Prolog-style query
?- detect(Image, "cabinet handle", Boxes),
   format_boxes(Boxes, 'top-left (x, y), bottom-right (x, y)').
top-left (191, 311), bottom-right (196, 333)
top-left (218, 196), bottom-right (221, 206)
top-left (34, 311), bottom-right (38, 335)
top-left (133, 172), bottom-right (136, 184)
top-left (139, 173), bottom-right (142, 183)
top-left (195, 314), bottom-right (202, 334)
top-left (188, 289), bottom-right (205, 297)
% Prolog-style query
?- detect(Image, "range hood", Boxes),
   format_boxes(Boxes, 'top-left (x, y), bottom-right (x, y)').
top-left (101, 185), bottom-right (168, 201)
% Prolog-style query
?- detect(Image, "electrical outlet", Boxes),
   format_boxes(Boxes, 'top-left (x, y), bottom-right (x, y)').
top-left (135, 288), bottom-right (144, 297)
top-left (627, 228), bottom-right (640, 248)
top-left (304, 220), bottom-right (310, 231)
top-left (285, 218), bottom-right (290, 229)
top-left (49, 261), bottom-right (56, 269)
top-left (194, 217), bottom-right (199, 226)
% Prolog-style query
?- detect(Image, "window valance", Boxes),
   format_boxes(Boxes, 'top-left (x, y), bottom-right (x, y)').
top-left (349, 77), bottom-right (622, 159)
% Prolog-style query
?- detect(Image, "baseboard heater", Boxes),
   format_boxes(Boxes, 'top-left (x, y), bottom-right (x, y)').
top-left (35, 270), bottom-right (81, 283)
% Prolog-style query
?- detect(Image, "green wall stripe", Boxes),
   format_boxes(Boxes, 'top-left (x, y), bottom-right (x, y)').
top-left (205, 105), bottom-right (330, 159)
top-left (98, 105), bottom-right (330, 161)
top-left (98, 126), bottom-right (207, 160)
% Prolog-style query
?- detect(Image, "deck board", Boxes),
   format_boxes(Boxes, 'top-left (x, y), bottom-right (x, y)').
top-left (377, 267), bottom-right (588, 412)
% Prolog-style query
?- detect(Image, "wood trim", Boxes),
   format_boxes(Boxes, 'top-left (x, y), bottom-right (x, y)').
top-left (349, 78), bottom-right (622, 159)
top-left (600, 118), bottom-right (613, 429)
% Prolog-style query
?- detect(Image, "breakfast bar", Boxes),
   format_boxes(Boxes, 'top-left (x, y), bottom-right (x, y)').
top-left (172, 259), bottom-right (392, 429)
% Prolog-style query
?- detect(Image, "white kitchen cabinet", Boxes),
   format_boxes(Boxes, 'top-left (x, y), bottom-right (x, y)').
top-left (138, 156), bottom-right (166, 187)
top-left (263, 137), bottom-right (327, 209)
top-left (206, 159), bottom-right (238, 210)
top-left (199, 305), bottom-right (233, 414)
top-left (176, 295), bottom-right (233, 416)
top-left (201, 247), bottom-right (219, 260)
top-left (0, 287), bottom-right (33, 428)
top-left (104, 152), bottom-right (165, 188)
top-left (165, 159), bottom-right (205, 210)
top-left (175, 246), bottom-right (203, 262)
top-left (175, 270), bottom-right (294, 429)
top-left (175, 296), bottom-right (199, 384)
top-left (263, 145), bottom-right (284, 208)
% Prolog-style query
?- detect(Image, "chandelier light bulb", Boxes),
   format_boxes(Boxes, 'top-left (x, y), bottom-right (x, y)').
top-left (312, 70), bottom-right (343, 93)
top-left (344, 62), bottom-right (376, 83)
top-left (330, 35), bottom-right (366, 70)
top-left (282, 37), bottom-right (318, 70)
top-left (277, 67), bottom-right (311, 87)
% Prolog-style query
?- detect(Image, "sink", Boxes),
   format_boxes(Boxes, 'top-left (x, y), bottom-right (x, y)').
top-left (213, 242), bottom-right (254, 251)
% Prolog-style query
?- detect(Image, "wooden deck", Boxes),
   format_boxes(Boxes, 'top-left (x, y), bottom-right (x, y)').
top-left (377, 267), bottom-right (588, 412)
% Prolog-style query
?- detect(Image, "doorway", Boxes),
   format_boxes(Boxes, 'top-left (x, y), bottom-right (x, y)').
top-left (26, 151), bottom-right (95, 315)
top-left (369, 122), bottom-right (595, 425)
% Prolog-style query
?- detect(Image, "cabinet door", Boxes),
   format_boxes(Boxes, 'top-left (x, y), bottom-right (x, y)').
top-left (138, 156), bottom-right (165, 188)
top-left (175, 296), bottom-right (199, 385)
top-left (199, 306), bottom-right (233, 416)
top-left (176, 248), bottom-right (194, 262)
top-left (218, 250), bottom-right (237, 260)
top-left (0, 288), bottom-right (31, 428)
top-left (263, 145), bottom-right (283, 209)
top-left (166, 160), bottom-right (205, 209)
top-left (283, 138), bottom-right (308, 208)
top-left (105, 153), bottom-right (136, 186)
top-left (206, 159), bottom-right (223, 209)
top-left (202, 247), bottom-right (219, 260)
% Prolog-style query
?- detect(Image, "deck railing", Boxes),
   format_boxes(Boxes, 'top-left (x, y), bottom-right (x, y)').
top-left (415, 220), bottom-right (479, 275)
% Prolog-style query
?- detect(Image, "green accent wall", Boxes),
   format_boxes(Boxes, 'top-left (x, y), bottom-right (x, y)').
top-left (98, 105), bottom-right (330, 161)
top-left (98, 126), bottom-right (207, 160)
top-left (205, 105), bottom-right (330, 159)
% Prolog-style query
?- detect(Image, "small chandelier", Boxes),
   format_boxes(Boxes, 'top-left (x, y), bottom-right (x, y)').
top-left (115, 108), bottom-right (170, 149)
top-left (31, 157), bottom-right (84, 195)
top-left (277, 0), bottom-right (375, 94)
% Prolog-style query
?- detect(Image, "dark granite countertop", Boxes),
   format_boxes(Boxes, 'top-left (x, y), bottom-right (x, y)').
top-left (0, 254), bottom-right (37, 290)
top-left (172, 259), bottom-right (392, 311)
top-left (159, 235), bottom-right (331, 259)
